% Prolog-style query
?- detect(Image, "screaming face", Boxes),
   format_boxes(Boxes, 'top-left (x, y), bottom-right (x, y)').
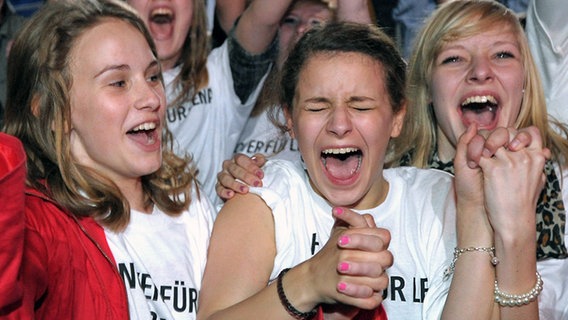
top-left (429, 27), bottom-right (525, 160)
top-left (289, 52), bottom-right (404, 209)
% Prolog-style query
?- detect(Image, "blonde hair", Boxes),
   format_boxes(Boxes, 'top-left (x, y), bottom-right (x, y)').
top-left (4, 0), bottom-right (196, 232)
top-left (392, 0), bottom-right (568, 168)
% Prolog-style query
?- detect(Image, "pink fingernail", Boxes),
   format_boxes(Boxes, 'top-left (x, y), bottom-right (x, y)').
top-left (338, 282), bottom-right (347, 292)
top-left (339, 236), bottom-right (349, 246)
top-left (339, 262), bottom-right (349, 272)
top-left (255, 171), bottom-right (263, 178)
top-left (253, 180), bottom-right (261, 187)
top-left (239, 185), bottom-right (246, 192)
top-left (335, 207), bottom-right (343, 215)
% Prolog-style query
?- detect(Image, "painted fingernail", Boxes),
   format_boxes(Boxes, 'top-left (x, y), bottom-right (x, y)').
top-left (253, 180), bottom-right (261, 187)
top-left (255, 170), bottom-right (263, 178)
top-left (338, 282), bottom-right (347, 292)
top-left (335, 207), bottom-right (343, 215)
top-left (339, 262), bottom-right (349, 272)
top-left (338, 236), bottom-right (350, 246)
top-left (226, 191), bottom-right (234, 198)
top-left (239, 185), bottom-right (246, 193)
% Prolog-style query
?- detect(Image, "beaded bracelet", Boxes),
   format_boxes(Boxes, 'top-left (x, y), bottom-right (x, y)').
top-left (277, 268), bottom-right (317, 320)
top-left (494, 272), bottom-right (543, 307)
top-left (443, 246), bottom-right (499, 280)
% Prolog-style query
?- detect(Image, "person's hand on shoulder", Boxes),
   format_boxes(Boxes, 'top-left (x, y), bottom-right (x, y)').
top-left (216, 153), bottom-right (266, 200)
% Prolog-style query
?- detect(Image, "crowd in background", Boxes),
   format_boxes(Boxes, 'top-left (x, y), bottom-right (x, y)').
top-left (0, 0), bottom-right (536, 124)
top-left (1, 0), bottom-right (567, 319)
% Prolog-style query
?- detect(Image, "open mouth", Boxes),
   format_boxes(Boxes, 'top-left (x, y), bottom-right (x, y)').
top-left (127, 122), bottom-right (159, 146)
top-left (460, 95), bottom-right (498, 128)
top-left (148, 8), bottom-right (174, 40)
top-left (150, 8), bottom-right (173, 24)
top-left (321, 147), bottom-right (362, 181)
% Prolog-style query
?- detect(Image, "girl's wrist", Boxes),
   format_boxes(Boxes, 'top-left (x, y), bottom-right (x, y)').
top-left (279, 264), bottom-right (322, 314)
top-left (277, 268), bottom-right (319, 319)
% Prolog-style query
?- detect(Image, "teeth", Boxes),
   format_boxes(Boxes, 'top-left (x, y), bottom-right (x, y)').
top-left (151, 8), bottom-right (173, 17)
top-left (131, 122), bottom-right (156, 132)
top-left (322, 147), bottom-right (359, 155)
top-left (461, 95), bottom-right (498, 106)
top-left (321, 149), bottom-right (362, 173)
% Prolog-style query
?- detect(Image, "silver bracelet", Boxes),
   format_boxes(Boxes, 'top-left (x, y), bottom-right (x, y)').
top-left (494, 272), bottom-right (543, 307)
top-left (443, 246), bottom-right (499, 280)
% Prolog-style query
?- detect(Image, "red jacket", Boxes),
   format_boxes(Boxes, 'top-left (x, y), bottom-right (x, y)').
top-left (0, 134), bottom-right (129, 319)
top-left (0, 133), bottom-right (26, 311)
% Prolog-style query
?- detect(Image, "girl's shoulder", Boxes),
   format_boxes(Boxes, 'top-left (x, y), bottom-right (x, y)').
top-left (384, 166), bottom-right (454, 186)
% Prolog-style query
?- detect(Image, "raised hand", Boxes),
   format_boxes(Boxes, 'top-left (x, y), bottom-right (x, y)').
top-left (303, 207), bottom-right (392, 311)
top-left (476, 126), bottom-right (549, 235)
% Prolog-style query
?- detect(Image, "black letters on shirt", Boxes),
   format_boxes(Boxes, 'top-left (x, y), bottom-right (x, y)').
top-left (380, 276), bottom-right (429, 303)
top-left (166, 88), bottom-right (213, 123)
top-left (311, 233), bottom-right (320, 255)
top-left (118, 263), bottom-right (198, 314)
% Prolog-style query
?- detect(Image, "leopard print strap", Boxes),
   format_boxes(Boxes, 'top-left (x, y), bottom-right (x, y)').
top-left (536, 161), bottom-right (567, 259)
top-left (426, 151), bottom-right (567, 260)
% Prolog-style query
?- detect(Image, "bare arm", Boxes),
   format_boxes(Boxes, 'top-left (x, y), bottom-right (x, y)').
top-left (233, 0), bottom-right (293, 54)
top-left (231, 0), bottom-right (374, 55)
top-left (197, 194), bottom-right (391, 320)
top-left (443, 125), bottom-right (496, 319)
top-left (478, 127), bottom-right (545, 320)
top-left (445, 125), bottom-right (545, 320)
top-left (215, 0), bottom-right (249, 35)
top-left (197, 193), bottom-right (283, 320)
top-left (336, 0), bottom-right (373, 24)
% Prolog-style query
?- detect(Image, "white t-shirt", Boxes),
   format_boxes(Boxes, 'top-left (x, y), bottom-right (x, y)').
top-left (536, 163), bottom-right (568, 320)
top-left (164, 41), bottom-right (267, 203)
top-left (105, 185), bottom-right (216, 320)
top-left (526, 3), bottom-right (568, 317)
top-left (248, 160), bottom-right (456, 320)
top-left (205, 0), bottom-right (216, 35)
top-left (234, 106), bottom-right (300, 162)
top-left (526, 0), bottom-right (568, 126)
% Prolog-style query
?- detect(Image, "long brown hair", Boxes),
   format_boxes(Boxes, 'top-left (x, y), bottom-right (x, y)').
top-left (3, 0), bottom-right (196, 231)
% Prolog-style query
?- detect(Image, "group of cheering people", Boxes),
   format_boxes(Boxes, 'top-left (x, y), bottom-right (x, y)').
top-left (0, 0), bottom-right (566, 319)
